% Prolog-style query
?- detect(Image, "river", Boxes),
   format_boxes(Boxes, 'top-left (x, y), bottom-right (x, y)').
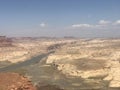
top-left (0, 51), bottom-right (54, 72)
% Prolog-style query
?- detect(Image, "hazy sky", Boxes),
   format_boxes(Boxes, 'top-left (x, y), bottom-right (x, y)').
top-left (0, 0), bottom-right (120, 37)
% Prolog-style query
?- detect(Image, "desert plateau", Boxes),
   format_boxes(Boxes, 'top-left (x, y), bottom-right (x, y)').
top-left (0, 36), bottom-right (120, 90)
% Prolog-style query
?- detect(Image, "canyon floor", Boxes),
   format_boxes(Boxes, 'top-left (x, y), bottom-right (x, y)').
top-left (0, 37), bottom-right (120, 90)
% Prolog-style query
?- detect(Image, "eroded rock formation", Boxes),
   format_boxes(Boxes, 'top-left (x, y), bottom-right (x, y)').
top-left (0, 72), bottom-right (36, 90)
top-left (46, 39), bottom-right (120, 88)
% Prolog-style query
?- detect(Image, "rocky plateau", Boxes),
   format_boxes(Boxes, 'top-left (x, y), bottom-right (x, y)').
top-left (0, 36), bottom-right (120, 90)
top-left (46, 39), bottom-right (120, 88)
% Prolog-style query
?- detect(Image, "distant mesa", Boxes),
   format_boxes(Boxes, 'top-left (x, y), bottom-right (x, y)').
top-left (0, 36), bottom-right (12, 47)
top-left (64, 36), bottom-right (76, 39)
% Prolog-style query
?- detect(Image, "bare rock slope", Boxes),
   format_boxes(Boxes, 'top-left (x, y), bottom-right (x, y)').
top-left (46, 39), bottom-right (120, 88)
top-left (0, 72), bottom-right (36, 90)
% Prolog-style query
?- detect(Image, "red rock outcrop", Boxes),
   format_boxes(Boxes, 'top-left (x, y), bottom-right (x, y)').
top-left (0, 36), bottom-right (12, 47)
top-left (0, 72), bottom-right (36, 90)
